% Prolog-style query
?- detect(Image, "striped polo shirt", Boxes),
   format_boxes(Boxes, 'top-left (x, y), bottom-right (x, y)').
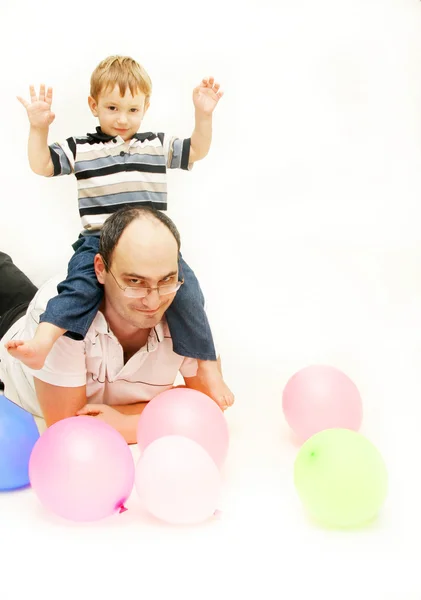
top-left (49, 127), bottom-right (192, 233)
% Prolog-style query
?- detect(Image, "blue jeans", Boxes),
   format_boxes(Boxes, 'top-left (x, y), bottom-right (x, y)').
top-left (39, 236), bottom-right (216, 361)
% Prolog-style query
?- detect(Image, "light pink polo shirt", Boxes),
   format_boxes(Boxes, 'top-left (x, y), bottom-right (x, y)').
top-left (0, 275), bottom-right (198, 418)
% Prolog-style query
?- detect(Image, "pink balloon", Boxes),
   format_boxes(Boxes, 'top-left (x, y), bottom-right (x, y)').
top-left (137, 388), bottom-right (229, 468)
top-left (135, 435), bottom-right (221, 525)
top-left (29, 416), bottom-right (135, 522)
top-left (282, 365), bottom-right (363, 441)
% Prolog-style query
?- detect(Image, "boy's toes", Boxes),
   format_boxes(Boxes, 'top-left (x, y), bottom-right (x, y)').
top-left (218, 393), bottom-right (235, 410)
top-left (5, 340), bottom-right (23, 350)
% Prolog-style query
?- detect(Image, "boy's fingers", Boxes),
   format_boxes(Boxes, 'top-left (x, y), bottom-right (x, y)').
top-left (29, 85), bottom-right (37, 103)
top-left (17, 96), bottom-right (29, 108)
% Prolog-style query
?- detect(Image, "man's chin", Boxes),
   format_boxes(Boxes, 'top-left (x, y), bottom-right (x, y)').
top-left (131, 309), bottom-right (163, 328)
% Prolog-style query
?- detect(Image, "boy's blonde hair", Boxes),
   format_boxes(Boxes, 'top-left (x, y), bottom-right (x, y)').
top-left (90, 55), bottom-right (152, 103)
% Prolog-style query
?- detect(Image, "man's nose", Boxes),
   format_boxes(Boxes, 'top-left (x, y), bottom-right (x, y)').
top-left (142, 289), bottom-right (160, 310)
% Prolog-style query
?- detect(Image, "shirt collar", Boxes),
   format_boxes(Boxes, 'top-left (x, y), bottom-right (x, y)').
top-left (152, 321), bottom-right (165, 343)
top-left (147, 322), bottom-right (166, 352)
top-left (87, 126), bottom-right (158, 143)
top-left (91, 312), bottom-right (166, 351)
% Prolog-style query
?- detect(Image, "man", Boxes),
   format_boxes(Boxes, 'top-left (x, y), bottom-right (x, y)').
top-left (0, 207), bottom-right (234, 443)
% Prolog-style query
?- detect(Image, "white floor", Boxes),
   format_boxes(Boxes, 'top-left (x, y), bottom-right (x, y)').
top-left (1, 242), bottom-right (421, 600)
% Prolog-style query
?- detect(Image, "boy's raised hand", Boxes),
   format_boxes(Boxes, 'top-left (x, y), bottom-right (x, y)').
top-left (17, 84), bottom-right (55, 129)
top-left (193, 77), bottom-right (223, 116)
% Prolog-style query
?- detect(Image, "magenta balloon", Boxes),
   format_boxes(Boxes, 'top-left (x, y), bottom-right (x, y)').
top-left (29, 416), bottom-right (135, 521)
top-left (136, 388), bottom-right (229, 468)
top-left (135, 435), bottom-right (221, 525)
top-left (282, 365), bottom-right (363, 441)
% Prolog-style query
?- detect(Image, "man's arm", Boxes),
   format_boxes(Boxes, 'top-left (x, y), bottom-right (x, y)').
top-left (112, 402), bottom-right (149, 443)
top-left (35, 378), bottom-right (148, 443)
top-left (112, 402), bottom-right (148, 416)
top-left (76, 402), bottom-right (148, 444)
top-left (33, 377), bottom-right (87, 427)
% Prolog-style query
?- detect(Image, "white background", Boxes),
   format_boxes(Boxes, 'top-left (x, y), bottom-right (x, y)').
top-left (1, 0), bottom-right (421, 597)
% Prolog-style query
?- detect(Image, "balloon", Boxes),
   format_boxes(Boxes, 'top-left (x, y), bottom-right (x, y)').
top-left (0, 395), bottom-right (40, 491)
top-left (29, 416), bottom-right (135, 521)
top-left (137, 388), bottom-right (229, 468)
top-left (294, 428), bottom-right (388, 528)
top-left (135, 435), bottom-right (221, 525)
top-left (282, 365), bottom-right (363, 440)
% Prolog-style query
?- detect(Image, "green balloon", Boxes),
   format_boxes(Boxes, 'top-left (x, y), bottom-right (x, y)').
top-left (294, 428), bottom-right (388, 528)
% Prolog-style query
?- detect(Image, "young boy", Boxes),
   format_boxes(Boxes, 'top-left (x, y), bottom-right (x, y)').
top-left (6, 55), bottom-right (234, 409)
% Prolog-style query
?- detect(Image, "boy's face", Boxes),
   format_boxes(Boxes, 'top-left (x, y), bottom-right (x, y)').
top-left (88, 85), bottom-right (149, 141)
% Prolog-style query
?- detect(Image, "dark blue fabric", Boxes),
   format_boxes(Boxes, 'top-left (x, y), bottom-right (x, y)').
top-left (0, 252), bottom-right (38, 339)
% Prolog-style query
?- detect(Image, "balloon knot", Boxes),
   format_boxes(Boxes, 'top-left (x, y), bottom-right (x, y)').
top-left (119, 505), bottom-right (128, 514)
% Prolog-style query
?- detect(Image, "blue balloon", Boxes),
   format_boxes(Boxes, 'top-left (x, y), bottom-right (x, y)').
top-left (0, 395), bottom-right (40, 491)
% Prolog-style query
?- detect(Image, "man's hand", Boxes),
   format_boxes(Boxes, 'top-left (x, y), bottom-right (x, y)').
top-left (76, 403), bottom-right (128, 432)
top-left (76, 403), bottom-right (146, 444)
top-left (17, 84), bottom-right (55, 129)
top-left (192, 77), bottom-right (223, 116)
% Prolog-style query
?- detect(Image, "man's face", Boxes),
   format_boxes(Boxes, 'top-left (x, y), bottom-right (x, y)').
top-left (88, 85), bottom-right (149, 142)
top-left (98, 219), bottom-right (180, 331)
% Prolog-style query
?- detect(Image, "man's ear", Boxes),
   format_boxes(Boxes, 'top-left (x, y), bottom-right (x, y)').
top-left (88, 96), bottom-right (99, 117)
top-left (94, 254), bottom-right (106, 284)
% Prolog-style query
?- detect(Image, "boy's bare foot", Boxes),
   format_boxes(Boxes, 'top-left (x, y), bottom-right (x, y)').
top-left (5, 339), bottom-right (51, 370)
top-left (197, 359), bottom-right (235, 410)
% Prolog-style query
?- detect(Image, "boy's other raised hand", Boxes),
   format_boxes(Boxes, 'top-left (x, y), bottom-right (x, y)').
top-left (17, 84), bottom-right (55, 129)
top-left (192, 76), bottom-right (224, 116)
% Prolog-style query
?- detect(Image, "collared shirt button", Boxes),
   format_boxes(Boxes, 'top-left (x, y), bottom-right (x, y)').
top-left (120, 151), bottom-right (125, 156)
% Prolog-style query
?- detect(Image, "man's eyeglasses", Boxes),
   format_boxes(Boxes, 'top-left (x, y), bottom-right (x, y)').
top-left (102, 258), bottom-right (184, 299)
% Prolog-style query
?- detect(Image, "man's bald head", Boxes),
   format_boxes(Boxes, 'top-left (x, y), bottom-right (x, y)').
top-left (111, 215), bottom-right (179, 282)
top-left (99, 206), bottom-right (181, 270)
